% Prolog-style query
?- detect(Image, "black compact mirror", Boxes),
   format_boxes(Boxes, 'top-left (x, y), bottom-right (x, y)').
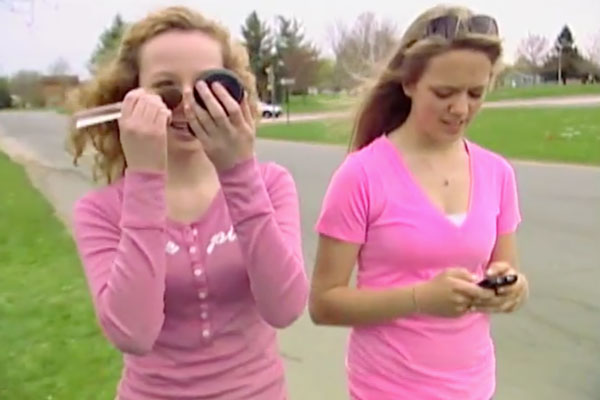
top-left (193, 68), bottom-right (245, 111)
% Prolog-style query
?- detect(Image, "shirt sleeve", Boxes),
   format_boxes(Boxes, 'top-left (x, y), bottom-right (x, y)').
top-left (217, 158), bottom-right (308, 329)
top-left (497, 160), bottom-right (522, 235)
top-left (315, 154), bottom-right (370, 244)
top-left (72, 170), bottom-right (168, 355)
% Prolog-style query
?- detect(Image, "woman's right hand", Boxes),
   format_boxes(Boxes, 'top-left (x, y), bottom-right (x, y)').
top-left (118, 88), bottom-right (172, 172)
top-left (414, 268), bottom-right (494, 318)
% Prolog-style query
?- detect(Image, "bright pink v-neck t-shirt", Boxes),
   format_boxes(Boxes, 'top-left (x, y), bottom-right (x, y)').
top-left (316, 135), bottom-right (521, 400)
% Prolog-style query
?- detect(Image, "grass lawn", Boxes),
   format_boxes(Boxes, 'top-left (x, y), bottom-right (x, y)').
top-left (486, 83), bottom-right (600, 102)
top-left (286, 93), bottom-right (355, 114)
top-left (257, 107), bottom-right (600, 165)
top-left (0, 152), bottom-right (120, 399)
top-left (284, 84), bottom-right (599, 114)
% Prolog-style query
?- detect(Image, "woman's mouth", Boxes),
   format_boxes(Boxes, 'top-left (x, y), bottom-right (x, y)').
top-left (169, 120), bottom-right (196, 140)
top-left (170, 120), bottom-right (189, 130)
top-left (441, 119), bottom-right (465, 133)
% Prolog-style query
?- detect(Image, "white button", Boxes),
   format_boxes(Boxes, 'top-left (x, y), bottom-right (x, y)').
top-left (192, 229), bottom-right (198, 236)
top-left (201, 311), bottom-right (208, 319)
top-left (202, 329), bottom-right (210, 338)
top-left (194, 269), bottom-right (203, 277)
top-left (198, 291), bottom-right (207, 299)
top-left (189, 246), bottom-right (197, 254)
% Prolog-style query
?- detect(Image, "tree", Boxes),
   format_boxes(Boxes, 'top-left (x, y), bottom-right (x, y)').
top-left (9, 70), bottom-right (44, 107)
top-left (587, 31), bottom-right (600, 66)
top-left (241, 11), bottom-right (273, 100)
top-left (515, 33), bottom-right (549, 71)
top-left (329, 12), bottom-right (399, 89)
top-left (0, 0), bottom-right (35, 24)
top-left (275, 16), bottom-right (321, 95)
top-left (0, 0), bottom-right (33, 10)
top-left (556, 25), bottom-right (575, 51)
top-left (275, 16), bottom-right (306, 54)
top-left (315, 58), bottom-right (336, 90)
top-left (88, 14), bottom-right (127, 74)
top-left (540, 25), bottom-right (588, 83)
top-left (47, 56), bottom-right (71, 75)
top-left (281, 46), bottom-right (321, 94)
top-left (0, 77), bottom-right (12, 109)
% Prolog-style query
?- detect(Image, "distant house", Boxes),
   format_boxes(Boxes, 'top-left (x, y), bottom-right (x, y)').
top-left (40, 75), bottom-right (80, 107)
top-left (499, 70), bottom-right (542, 88)
top-left (10, 95), bottom-right (23, 108)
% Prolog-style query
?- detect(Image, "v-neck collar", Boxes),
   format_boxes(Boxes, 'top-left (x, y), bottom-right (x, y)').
top-left (377, 134), bottom-right (476, 230)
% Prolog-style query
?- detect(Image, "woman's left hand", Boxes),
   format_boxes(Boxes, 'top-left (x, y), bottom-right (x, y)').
top-left (472, 261), bottom-right (529, 313)
top-left (184, 80), bottom-right (255, 171)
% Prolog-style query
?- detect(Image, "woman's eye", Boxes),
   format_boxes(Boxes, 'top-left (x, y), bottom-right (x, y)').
top-left (153, 80), bottom-right (175, 88)
top-left (469, 91), bottom-right (484, 99)
top-left (433, 90), bottom-right (453, 99)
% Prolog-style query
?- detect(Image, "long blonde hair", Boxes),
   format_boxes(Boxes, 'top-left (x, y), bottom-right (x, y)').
top-left (66, 6), bottom-right (259, 183)
top-left (350, 5), bottom-right (503, 151)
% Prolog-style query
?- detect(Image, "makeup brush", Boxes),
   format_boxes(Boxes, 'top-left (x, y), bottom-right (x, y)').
top-left (72, 86), bottom-right (183, 130)
top-left (72, 69), bottom-right (244, 130)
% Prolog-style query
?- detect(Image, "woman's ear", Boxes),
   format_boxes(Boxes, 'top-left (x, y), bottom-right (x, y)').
top-left (402, 81), bottom-right (415, 98)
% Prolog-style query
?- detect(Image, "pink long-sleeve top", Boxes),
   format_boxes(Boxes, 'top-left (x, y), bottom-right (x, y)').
top-left (72, 157), bottom-right (309, 400)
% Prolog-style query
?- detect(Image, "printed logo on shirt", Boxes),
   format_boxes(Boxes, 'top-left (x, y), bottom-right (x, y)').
top-left (165, 240), bottom-right (180, 255)
top-left (206, 226), bottom-right (237, 255)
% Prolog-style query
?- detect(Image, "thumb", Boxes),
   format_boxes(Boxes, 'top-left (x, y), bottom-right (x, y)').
top-left (486, 261), bottom-right (512, 277)
top-left (445, 267), bottom-right (478, 282)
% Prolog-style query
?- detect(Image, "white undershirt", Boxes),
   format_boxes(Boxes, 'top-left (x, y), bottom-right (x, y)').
top-left (446, 213), bottom-right (467, 226)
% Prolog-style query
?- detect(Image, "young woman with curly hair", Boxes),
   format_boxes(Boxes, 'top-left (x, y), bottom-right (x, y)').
top-left (67, 6), bottom-right (308, 400)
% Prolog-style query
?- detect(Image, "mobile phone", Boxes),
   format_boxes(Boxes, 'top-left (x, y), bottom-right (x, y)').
top-left (194, 68), bottom-right (245, 111)
top-left (478, 274), bottom-right (518, 290)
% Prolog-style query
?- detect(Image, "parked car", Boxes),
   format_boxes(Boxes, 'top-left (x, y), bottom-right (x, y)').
top-left (259, 101), bottom-right (282, 118)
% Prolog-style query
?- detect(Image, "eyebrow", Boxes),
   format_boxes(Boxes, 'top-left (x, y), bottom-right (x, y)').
top-left (431, 85), bottom-right (486, 91)
top-left (148, 71), bottom-right (178, 80)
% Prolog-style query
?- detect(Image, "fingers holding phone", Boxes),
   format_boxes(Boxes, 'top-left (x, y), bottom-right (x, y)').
top-left (473, 262), bottom-right (529, 313)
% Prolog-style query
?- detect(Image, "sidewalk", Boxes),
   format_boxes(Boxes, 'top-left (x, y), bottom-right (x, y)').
top-left (2, 110), bottom-right (599, 400)
top-left (0, 117), bottom-right (350, 400)
top-left (0, 127), bottom-right (95, 229)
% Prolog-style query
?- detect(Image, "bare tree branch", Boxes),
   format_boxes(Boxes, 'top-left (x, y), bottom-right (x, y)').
top-left (515, 33), bottom-right (549, 70)
top-left (587, 31), bottom-right (600, 65)
top-left (327, 12), bottom-right (399, 89)
top-left (47, 57), bottom-right (70, 75)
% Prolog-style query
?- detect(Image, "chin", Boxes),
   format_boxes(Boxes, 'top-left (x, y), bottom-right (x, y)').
top-left (439, 122), bottom-right (467, 138)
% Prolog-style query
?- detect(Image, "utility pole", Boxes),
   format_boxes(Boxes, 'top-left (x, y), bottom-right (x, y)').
top-left (266, 64), bottom-right (275, 104)
top-left (557, 44), bottom-right (563, 85)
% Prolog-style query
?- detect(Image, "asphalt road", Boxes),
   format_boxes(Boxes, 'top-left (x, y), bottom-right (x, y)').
top-left (1, 110), bottom-right (599, 400)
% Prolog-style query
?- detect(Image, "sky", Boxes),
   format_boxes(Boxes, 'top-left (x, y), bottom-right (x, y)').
top-left (1, 0), bottom-right (599, 79)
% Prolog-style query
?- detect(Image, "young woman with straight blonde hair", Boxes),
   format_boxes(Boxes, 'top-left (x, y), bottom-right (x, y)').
top-left (310, 5), bottom-right (529, 399)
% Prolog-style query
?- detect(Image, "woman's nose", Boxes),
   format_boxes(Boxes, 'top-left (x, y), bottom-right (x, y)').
top-left (448, 92), bottom-right (469, 116)
top-left (180, 86), bottom-right (195, 108)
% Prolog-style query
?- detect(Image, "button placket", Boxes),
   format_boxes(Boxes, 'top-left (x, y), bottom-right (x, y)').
top-left (199, 302), bottom-right (210, 339)
top-left (188, 225), bottom-right (211, 340)
top-left (188, 225), bottom-right (204, 282)
top-left (202, 327), bottom-right (211, 339)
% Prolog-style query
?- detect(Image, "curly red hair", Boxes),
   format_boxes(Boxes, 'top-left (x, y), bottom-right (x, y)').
top-left (66, 6), bottom-right (259, 183)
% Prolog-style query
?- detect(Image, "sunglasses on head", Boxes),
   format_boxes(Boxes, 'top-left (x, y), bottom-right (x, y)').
top-left (423, 14), bottom-right (499, 40)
